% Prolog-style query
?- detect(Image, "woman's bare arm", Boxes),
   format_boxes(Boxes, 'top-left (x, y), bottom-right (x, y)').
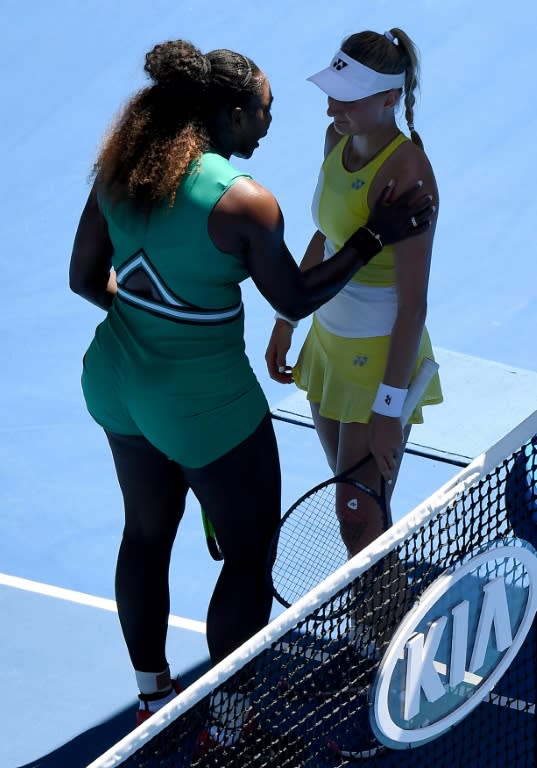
top-left (69, 183), bottom-right (116, 311)
top-left (368, 144), bottom-right (439, 478)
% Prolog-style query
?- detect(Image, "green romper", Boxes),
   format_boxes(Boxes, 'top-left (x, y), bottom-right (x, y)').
top-left (81, 153), bottom-right (268, 468)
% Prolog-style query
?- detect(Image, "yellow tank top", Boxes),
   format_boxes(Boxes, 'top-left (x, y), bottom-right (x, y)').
top-left (311, 132), bottom-right (408, 287)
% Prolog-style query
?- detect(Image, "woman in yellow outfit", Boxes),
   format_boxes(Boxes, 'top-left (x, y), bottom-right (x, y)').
top-left (266, 28), bottom-right (442, 556)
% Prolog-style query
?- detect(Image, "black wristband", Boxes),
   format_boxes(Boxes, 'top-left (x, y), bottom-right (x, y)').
top-left (344, 227), bottom-right (383, 265)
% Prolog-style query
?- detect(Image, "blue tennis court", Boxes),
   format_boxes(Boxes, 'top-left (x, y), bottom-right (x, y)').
top-left (1, 1), bottom-right (536, 766)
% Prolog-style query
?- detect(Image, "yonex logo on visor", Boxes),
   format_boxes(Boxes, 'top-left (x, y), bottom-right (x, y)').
top-left (308, 49), bottom-right (405, 102)
top-left (332, 58), bottom-right (348, 71)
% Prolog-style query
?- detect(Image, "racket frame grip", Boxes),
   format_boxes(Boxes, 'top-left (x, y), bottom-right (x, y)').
top-left (401, 357), bottom-right (439, 426)
top-left (201, 507), bottom-right (224, 561)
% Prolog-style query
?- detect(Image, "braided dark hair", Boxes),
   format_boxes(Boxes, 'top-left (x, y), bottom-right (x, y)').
top-left (205, 48), bottom-right (265, 109)
top-left (341, 29), bottom-right (424, 149)
top-left (144, 39), bottom-right (211, 91)
top-left (94, 40), bottom-right (263, 211)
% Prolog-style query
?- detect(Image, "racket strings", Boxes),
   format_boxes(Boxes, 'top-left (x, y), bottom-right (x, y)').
top-left (272, 480), bottom-right (385, 607)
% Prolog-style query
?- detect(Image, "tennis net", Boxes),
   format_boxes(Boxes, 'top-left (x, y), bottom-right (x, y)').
top-left (88, 409), bottom-right (537, 767)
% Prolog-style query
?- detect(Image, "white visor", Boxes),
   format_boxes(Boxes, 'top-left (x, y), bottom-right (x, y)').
top-left (307, 50), bottom-right (405, 102)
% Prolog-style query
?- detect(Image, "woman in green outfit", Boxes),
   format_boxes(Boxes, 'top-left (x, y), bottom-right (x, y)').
top-left (69, 37), bottom-right (433, 737)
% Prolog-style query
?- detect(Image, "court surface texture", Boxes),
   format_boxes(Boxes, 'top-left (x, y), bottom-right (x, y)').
top-left (2, 1), bottom-right (536, 766)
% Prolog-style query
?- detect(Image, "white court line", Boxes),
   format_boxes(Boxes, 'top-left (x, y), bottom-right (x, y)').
top-left (0, 572), bottom-right (206, 635)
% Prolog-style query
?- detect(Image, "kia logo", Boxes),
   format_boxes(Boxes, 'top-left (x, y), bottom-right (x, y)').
top-left (371, 539), bottom-right (537, 748)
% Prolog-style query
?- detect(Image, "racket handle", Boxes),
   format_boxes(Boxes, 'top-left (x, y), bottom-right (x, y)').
top-left (201, 507), bottom-right (224, 561)
top-left (401, 357), bottom-right (439, 426)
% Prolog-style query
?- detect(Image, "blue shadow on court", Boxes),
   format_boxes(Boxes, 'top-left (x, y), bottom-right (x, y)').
top-left (16, 659), bottom-right (211, 768)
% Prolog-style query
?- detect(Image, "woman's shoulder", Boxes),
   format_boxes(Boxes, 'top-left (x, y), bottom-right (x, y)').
top-left (389, 136), bottom-right (434, 176)
top-left (214, 174), bottom-right (281, 222)
top-left (373, 135), bottom-right (437, 200)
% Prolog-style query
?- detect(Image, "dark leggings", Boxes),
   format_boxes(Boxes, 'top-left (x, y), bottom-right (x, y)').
top-left (105, 411), bottom-right (281, 671)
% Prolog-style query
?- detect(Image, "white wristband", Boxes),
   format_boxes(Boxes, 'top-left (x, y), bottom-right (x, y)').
top-left (371, 383), bottom-right (408, 418)
top-left (274, 311), bottom-right (299, 329)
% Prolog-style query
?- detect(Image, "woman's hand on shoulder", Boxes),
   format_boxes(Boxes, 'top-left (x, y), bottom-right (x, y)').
top-left (367, 141), bottom-right (439, 248)
top-left (366, 180), bottom-right (435, 247)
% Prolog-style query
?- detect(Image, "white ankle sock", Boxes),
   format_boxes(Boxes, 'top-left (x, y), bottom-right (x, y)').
top-left (136, 665), bottom-right (171, 695)
top-left (141, 686), bottom-right (178, 713)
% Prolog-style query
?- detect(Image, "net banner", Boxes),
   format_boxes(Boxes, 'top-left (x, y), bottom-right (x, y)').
top-left (88, 411), bottom-right (537, 768)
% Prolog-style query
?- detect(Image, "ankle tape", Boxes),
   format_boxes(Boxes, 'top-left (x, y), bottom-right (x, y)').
top-left (138, 686), bottom-right (173, 703)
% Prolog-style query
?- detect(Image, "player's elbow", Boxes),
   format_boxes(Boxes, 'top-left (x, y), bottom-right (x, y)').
top-left (398, 298), bottom-right (428, 328)
top-left (416, 300), bottom-right (428, 325)
top-left (69, 266), bottom-right (103, 305)
top-left (69, 268), bottom-right (85, 297)
top-left (69, 268), bottom-right (93, 300)
top-left (272, 302), bottom-right (303, 322)
top-left (272, 288), bottom-right (311, 321)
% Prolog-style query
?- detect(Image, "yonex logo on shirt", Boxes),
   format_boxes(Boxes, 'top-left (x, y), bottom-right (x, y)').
top-left (351, 179), bottom-right (365, 190)
top-left (332, 58), bottom-right (348, 71)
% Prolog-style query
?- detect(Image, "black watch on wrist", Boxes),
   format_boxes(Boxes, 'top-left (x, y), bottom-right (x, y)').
top-left (344, 227), bottom-right (383, 265)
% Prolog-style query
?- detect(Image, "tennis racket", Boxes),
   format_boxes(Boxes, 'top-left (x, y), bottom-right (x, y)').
top-left (201, 507), bottom-right (224, 561)
top-left (269, 357), bottom-right (439, 608)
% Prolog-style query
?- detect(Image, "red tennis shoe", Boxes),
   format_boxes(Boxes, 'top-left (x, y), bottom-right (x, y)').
top-left (136, 678), bottom-right (183, 726)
